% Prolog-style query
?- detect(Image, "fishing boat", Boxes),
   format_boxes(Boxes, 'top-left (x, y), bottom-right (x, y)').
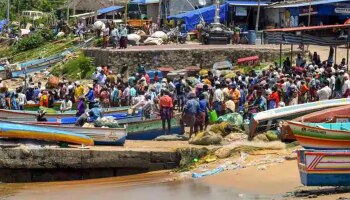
top-left (0, 121), bottom-right (94, 146)
top-left (126, 116), bottom-right (183, 140)
top-left (297, 149), bottom-right (350, 186)
top-left (0, 106), bottom-right (130, 121)
top-left (0, 120), bottom-right (126, 146)
top-left (248, 98), bottom-right (350, 140)
top-left (287, 121), bottom-right (350, 149)
top-left (24, 102), bottom-right (68, 111)
top-left (281, 105), bottom-right (350, 141)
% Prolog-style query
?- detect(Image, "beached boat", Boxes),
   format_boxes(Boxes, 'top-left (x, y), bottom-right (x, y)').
top-left (0, 106), bottom-right (130, 121)
top-left (287, 121), bottom-right (350, 149)
top-left (0, 121), bottom-right (94, 146)
top-left (281, 105), bottom-right (350, 141)
top-left (0, 120), bottom-right (126, 146)
top-left (297, 149), bottom-right (350, 186)
top-left (248, 98), bottom-right (350, 140)
top-left (126, 116), bottom-right (183, 140)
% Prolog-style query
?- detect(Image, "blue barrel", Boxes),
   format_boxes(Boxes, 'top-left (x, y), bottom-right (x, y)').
top-left (248, 30), bottom-right (256, 45)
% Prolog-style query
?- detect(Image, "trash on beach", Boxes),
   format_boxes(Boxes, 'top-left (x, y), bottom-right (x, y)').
top-left (192, 166), bottom-right (225, 179)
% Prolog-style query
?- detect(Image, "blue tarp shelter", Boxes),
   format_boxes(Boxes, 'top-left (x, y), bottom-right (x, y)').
top-left (167, 4), bottom-right (228, 31)
top-left (0, 20), bottom-right (8, 32)
top-left (97, 6), bottom-right (124, 15)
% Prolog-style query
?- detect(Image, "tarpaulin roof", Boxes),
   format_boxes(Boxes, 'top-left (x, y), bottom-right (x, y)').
top-left (130, 0), bottom-right (159, 4)
top-left (167, 4), bottom-right (228, 31)
top-left (0, 20), bottom-right (8, 32)
top-left (269, 0), bottom-right (350, 8)
top-left (97, 6), bottom-right (124, 15)
top-left (227, 1), bottom-right (269, 6)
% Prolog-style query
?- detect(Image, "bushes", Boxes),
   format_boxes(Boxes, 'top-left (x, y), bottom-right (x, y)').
top-left (14, 32), bottom-right (45, 52)
top-left (51, 52), bottom-right (95, 79)
top-left (13, 29), bottom-right (55, 52)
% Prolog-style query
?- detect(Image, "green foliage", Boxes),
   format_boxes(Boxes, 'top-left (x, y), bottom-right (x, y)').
top-left (51, 52), bottom-right (95, 79)
top-left (14, 32), bottom-right (45, 52)
top-left (94, 38), bottom-right (103, 47)
top-left (38, 28), bottom-right (55, 41)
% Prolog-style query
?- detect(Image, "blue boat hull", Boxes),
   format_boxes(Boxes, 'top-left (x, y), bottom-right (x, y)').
top-left (94, 136), bottom-right (126, 146)
top-left (300, 171), bottom-right (350, 186)
top-left (126, 126), bottom-right (183, 140)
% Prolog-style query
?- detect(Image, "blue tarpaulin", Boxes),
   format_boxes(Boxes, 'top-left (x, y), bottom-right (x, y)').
top-left (167, 4), bottom-right (228, 31)
top-left (226, 1), bottom-right (269, 6)
top-left (0, 20), bottom-right (8, 32)
top-left (130, 0), bottom-right (159, 4)
top-left (97, 6), bottom-right (124, 15)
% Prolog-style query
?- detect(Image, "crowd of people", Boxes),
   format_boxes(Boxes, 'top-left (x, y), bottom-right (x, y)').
top-left (0, 48), bottom-right (350, 137)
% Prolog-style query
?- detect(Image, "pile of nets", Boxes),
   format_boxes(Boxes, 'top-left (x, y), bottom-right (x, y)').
top-left (189, 131), bottom-right (222, 145)
top-left (154, 134), bottom-right (189, 141)
top-left (217, 113), bottom-right (244, 128)
top-left (94, 117), bottom-right (122, 128)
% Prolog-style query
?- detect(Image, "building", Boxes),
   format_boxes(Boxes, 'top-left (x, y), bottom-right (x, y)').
top-left (268, 0), bottom-right (350, 28)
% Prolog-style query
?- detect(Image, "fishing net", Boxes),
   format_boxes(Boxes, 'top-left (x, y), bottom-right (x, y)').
top-left (189, 131), bottom-right (222, 145)
top-left (217, 113), bottom-right (244, 128)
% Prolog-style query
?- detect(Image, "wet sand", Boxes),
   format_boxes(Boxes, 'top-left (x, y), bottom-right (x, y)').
top-left (201, 160), bottom-right (302, 195)
top-left (0, 161), bottom-right (301, 200)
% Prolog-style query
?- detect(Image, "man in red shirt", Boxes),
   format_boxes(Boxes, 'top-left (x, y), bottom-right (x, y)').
top-left (159, 89), bottom-right (173, 134)
top-left (144, 72), bottom-right (150, 85)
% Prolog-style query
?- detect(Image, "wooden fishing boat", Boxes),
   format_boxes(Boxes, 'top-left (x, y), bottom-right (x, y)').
top-left (24, 102), bottom-right (69, 111)
top-left (287, 121), bottom-right (350, 149)
top-left (248, 98), bottom-right (350, 140)
top-left (0, 121), bottom-right (94, 146)
top-left (297, 149), bottom-right (350, 186)
top-left (0, 120), bottom-right (126, 146)
top-left (281, 105), bottom-right (350, 141)
top-left (0, 106), bottom-right (130, 121)
top-left (126, 116), bottom-right (183, 140)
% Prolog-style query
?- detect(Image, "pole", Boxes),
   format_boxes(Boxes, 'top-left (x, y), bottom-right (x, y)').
top-left (157, 0), bottom-right (162, 26)
top-left (291, 44), bottom-right (293, 66)
top-left (7, 0), bottom-right (10, 21)
top-left (255, 0), bottom-right (260, 32)
top-left (308, 0), bottom-right (311, 26)
top-left (66, 0), bottom-right (70, 22)
top-left (280, 43), bottom-right (282, 68)
top-left (124, 0), bottom-right (129, 24)
top-left (347, 42), bottom-right (349, 68)
top-left (335, 46), bottom-right (337, 65)
top-left (112, 0), bottom-right (115, 20)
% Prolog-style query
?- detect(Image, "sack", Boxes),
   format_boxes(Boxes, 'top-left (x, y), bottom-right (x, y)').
top-left (209, 110), bottom-right (218, 123)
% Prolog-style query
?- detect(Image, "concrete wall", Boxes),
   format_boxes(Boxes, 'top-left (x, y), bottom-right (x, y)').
top-left (0, 147), bottom-right (180, 182)
top-left (83, 46), bottom-right (288, 73)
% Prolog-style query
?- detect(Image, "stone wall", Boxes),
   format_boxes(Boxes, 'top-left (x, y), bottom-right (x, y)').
top-left (83, 46), bottom-right (290, 73)
top-left (0, 147), bottom-right (180, 182)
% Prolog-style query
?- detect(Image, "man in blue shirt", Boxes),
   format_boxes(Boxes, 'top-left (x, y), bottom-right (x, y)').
top-left (182, 92), bottom-right (200, 138)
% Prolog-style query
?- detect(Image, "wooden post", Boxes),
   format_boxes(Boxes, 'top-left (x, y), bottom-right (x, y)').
top-left (291, 44), bottom-right (293, 66)
top-left (335, 46), bottom-right (337, 66)
top-left (347, 42), bottom-right (349, 69)
top-left (157, 0), bottom-right (162, 26)
top-left (124, 0), bottom-right (129, 24)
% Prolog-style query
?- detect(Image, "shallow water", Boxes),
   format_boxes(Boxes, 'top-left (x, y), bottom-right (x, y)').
top-left (0, 171), bottom-right (281, 200)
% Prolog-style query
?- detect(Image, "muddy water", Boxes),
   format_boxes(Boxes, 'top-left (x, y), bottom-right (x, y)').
top-left (0, 171), bottom-right (281, 200)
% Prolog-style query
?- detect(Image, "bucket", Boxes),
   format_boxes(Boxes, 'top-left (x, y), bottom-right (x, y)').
top-left (248, 30), bottom-right (256, 45)
top-left (209, 110), bottom-right (218, 123)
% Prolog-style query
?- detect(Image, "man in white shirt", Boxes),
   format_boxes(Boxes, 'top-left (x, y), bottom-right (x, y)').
top-left (317, 80), bottom-right (332, 101)
top-left (213, 82), bottom-right (224, 115)
top-left (60, 96), bottom-right (72, 113)
top-left (16, 92), bottom-right (27, 110)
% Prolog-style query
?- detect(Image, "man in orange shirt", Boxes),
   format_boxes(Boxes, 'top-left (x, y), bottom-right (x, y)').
top-left (299, 81), bottom-right (309, 103)
top-left (159, 89), bottom-right (173, 134)
top-left (231, 85), bottom-right (240, 112)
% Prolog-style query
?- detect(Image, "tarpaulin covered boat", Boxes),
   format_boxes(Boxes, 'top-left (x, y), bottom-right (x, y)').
top-left (248, 98), bottom-right (350, 140)
top-left (288, 121), bottom-right (350, 149)
top-left (0, 121), bottom-right (94, 146)
top-left (297, 149), bottom-right (350, 186)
